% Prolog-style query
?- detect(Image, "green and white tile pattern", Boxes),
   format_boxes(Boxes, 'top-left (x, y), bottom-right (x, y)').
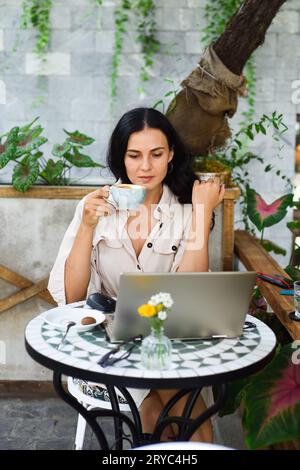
top-left (26, 313), bottom-right (277, 381)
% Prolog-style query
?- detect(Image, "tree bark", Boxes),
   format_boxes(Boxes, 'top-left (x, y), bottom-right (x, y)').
top-left (166, 0), bottom-right (287, 157)
top-left (214, 0), bottom-right (287, 75)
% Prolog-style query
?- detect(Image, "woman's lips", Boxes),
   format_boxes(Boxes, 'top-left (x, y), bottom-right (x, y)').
top-left (139, 176), bottom-right (153, 182)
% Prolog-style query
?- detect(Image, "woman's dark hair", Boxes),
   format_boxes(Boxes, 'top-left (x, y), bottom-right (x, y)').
top-left (106, 107), bottom-right (197, 203)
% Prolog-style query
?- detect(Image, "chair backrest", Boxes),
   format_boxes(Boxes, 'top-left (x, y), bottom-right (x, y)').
top-left (67, 377), bottom-right (130, 412)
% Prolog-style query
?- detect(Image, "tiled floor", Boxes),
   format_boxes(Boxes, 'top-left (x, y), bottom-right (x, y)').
top-left (0, 395), bottom-right (246, 450)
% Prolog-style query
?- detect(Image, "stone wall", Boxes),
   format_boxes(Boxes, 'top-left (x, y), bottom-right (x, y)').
top-left (0, 1), bottom-right (298, 262)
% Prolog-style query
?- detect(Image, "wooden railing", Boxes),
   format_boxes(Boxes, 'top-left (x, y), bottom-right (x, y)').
top-left (234, 230), bottom-right (299, 340)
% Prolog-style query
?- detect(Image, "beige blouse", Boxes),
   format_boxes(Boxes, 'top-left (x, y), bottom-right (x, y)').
top-left (48, 184), bottom-right (193, 305)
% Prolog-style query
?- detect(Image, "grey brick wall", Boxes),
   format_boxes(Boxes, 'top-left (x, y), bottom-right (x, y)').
top-left (0, 0), bottom-right (299, 263)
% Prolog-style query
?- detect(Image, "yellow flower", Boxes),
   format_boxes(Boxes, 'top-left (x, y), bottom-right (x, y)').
top-left (138, 304), bottom-right (157, 318)
top-left (155, 303), bottom-right (164, 313)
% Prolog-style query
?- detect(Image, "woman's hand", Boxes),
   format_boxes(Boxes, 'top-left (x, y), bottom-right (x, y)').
top-left (81, 186), bottom-right (115, 229)
top-left (191, 179), bottom-right (225, 215)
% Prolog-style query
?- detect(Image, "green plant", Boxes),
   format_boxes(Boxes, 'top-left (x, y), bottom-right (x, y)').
top-left (0, 118), bottom-right (103, 191)
top-left (133, 0), bottom-right (160, 94)
top-left (246, 186), bottom-right (293, 256)
top-left (215, 340), bottom-right (300, 449)
top-left (153, 78), bottom-right (179, 115)
top-left (213, 187), bottom-right (300, 449)
top-left (21, 0), bottom-right (52, 59)
top-left (111, 0), bottom-right (131, 108)
top-left (215, 111), bottom-right (292, 232)
top-left (284, 199), bottom-right (300, 276)
top-left (203, 0), bottom-right (242, 45)
top-left (111, 0), bottom-right (160, 107)
top-left (18, 0), bottom-right (161, 111)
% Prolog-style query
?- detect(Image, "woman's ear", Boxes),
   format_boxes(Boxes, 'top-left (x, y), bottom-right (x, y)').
top-left (168, 149), bottom-right (174, 162)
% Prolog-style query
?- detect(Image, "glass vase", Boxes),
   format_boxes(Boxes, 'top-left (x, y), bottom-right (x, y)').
top-left (141, 327), bottom-right (172, 370)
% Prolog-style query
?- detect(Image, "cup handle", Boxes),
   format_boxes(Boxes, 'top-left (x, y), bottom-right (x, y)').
top-left (105, 188), bottom-right (117, 209)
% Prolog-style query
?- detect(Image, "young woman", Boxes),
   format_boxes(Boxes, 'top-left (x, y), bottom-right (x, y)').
top-left (48, 107), bottom-right (225, 442)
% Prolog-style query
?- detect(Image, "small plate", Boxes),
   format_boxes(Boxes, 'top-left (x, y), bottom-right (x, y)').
top-left (43, 306), bottom-right (106, 332)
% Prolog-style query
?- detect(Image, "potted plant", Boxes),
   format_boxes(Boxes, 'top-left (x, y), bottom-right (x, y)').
top-left (193, 155), bottom-right (232, 186)
top-left (0, 118), bottom-right (107, 384)
top-left (192, 111), bottom-right (289, 195)
top-left (0, 117), bottom-right (104, 192)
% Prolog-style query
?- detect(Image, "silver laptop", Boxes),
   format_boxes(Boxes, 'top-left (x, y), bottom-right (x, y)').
top-left (105, 271), bottom-right (256, 342)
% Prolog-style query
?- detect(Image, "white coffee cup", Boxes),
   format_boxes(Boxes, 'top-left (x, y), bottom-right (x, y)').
top-left (106, 183), bottom-right (147, 210)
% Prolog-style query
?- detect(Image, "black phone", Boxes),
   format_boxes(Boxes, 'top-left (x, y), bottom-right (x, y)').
top-left (86, 292), bottom-right (116, 313)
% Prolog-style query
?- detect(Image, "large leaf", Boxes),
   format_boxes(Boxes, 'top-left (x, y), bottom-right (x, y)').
top-left (52, 142), bottom-right (72, 158)
top-left (15, 124), bottom-right (47, 156)
top-left (63, 129), bottom-right (95, 146)
top-left (16, 136), bottom-right (47, 157)
top-left (261, 239), bottom-right (287, 256)
top-left (0, 119), bottom-right (47, 158)
top-left (0, 126), bottom-right (19, 167)
top-left (0, 142), bottom-right (17, 168)
top-left (12, 155), bottom-right (40, 192)
top-left (40, 159), bottom-right (65, 184)
top-left (254, 311), bottom-right (292, 346)
top-left (213, 377), bottom-right (250, 417)
top-left (16, 124), bottom-right (44, 145)
top-left (284, 265), bottom-right (300, 282)
top-left (64, 147), bottom-right (103, 168)
top-left (18, 116), bottom-right (40, 133)
top-left (246, 187), bottom-right (293, 231)
top-left (287, 220), bottom-right (300, 236)
top-left (243, 344), bottom-right (300, 449)
top-left (5, 126), bottom-right (20, 145)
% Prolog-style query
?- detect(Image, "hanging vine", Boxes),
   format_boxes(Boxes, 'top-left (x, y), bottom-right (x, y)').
top-left (203, 0), bottom-right (256, 127)
top-left (18, 0), bottom-right (160, 110)
top-left (20, 0), bottom-right (53, 60)
top-left (133, 0), bottom-right (160, 95)
top-left (111, 0), bottom-right (131, 105)
top-left (111, 0), bottom-right (160, 106)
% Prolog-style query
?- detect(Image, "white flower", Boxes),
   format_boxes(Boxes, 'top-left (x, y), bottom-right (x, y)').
top-left (160, 293), bottom-right (173, 308)
top-left (149, 294), bottom-right (160, 306)
top-left (158, 310), bottom-right (167, 321)
top-left (163, 299), bottom-right (173, 308)
top-left (149, 292), bottom-right (173, 309)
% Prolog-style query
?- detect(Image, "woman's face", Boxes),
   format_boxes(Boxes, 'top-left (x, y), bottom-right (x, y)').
top-left (124, 127), bottom-right (174, 190)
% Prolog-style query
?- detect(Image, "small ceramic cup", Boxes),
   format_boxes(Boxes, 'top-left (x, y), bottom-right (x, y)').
top-left (106, 183), bottom-right (147, 210)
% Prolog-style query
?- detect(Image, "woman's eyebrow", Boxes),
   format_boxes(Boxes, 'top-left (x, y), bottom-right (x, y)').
top-left (127, 146), bottom-right (165, 152)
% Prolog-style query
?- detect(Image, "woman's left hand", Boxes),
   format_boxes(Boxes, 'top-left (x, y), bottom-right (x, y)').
top-left (191, 179), bottom-right (225, 214)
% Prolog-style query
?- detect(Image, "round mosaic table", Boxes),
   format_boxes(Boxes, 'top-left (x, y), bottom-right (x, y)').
top-left (25, 312), bottom-right (276, 449)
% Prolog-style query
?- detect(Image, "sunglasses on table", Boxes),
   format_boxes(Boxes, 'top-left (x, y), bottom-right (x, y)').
top-left (98, 335), bottom-right (143, 368)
